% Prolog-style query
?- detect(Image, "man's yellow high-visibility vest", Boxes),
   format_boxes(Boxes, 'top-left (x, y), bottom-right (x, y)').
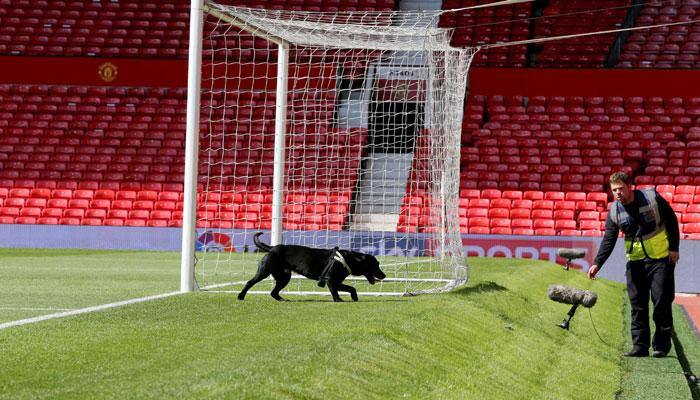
top-left (608, 188), bottom-right (670, 261)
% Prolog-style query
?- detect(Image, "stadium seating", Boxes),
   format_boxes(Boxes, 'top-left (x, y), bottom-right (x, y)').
top-left (0, 0), bottom-right (395, 58)
top-left (0, 83), bottom-right (362, 229)
top-left (532, 0), bottom-right (630, 67)
top-left (440, 0), bottom-right (530, 67)
top-left (397, 92), bottom-right (700, 236)
top-left (617, 0), bottom-right (700, 68)
top-left (460, 94), bottom-right (700, 191)
top-left (2, 2), bottom-right (700, 239)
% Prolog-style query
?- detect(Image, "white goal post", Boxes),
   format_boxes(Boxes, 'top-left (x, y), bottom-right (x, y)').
top-left (181, 0), bottom-right (475, 296)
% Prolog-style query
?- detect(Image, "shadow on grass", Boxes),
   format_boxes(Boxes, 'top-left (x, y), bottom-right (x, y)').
top-left (288, 298), bottom-right (409, 303)
top-left (451, 281), bottom-right (509, 297)
top-left (672, 330), bottom-right (700, 399)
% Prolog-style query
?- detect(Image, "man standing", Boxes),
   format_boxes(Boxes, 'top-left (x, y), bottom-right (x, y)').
top-left (587, 171), bottom-right (679, 358)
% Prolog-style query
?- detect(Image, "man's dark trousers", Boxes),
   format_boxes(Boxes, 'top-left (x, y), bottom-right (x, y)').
top-left (626, 258), bottom-right (675, 352)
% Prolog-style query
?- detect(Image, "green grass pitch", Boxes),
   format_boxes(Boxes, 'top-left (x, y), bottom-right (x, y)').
top-left (0, 248), bottom-right (697, 399)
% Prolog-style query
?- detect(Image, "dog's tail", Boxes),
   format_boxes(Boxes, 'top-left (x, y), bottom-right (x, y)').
top-left (252, 232), bottom-right (272, 252)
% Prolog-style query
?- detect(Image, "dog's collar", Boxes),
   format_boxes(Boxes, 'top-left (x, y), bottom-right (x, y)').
top-left (333, 250), bottom-right (352, 274)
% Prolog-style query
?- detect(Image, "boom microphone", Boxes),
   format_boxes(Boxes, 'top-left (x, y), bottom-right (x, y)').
top-left (547, 284), bottom-right (597, 308)
top-left (547, 284), bottom-right (598, 330)
top-left (557, 248), bottom-right (587, 260)
top-left (556, 248), bottom-right (587, 271)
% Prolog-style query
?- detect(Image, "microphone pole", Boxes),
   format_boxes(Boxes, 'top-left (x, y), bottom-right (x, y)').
top-left (559, 304), bottom-right (579, 330)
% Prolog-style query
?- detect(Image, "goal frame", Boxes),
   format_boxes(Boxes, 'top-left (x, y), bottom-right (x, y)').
top-left (181, 1), bottom-right (472, 294)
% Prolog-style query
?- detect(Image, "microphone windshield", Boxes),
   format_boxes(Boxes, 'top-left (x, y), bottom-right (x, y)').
top-left (548, 284), bottom-right (598, 308)
top-left (557, 248), bottom-right (587, 260)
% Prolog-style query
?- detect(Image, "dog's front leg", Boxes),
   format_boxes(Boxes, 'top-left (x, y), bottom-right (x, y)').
top-left (337, 283), bottom-right (358, 301)
top-left (327, 282), bottom-right (343, 302)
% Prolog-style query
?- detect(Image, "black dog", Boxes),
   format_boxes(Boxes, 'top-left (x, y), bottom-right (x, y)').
top-left (237, 232), bottom-right (386, 302)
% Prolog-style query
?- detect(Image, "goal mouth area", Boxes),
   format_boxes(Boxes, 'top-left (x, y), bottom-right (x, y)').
top-left (199, 275), bottom-right (467, 297)
top-left (195, 256), bottom-right (468, 296)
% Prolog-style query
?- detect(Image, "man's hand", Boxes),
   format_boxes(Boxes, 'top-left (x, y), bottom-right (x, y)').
top-left (587, 264), bottom-right (600, 280)
top-left (669, 251), bottom-right (679, 265)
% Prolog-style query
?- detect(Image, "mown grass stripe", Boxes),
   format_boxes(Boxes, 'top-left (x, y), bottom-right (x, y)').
top-left (0, 291), bottom-right (181, 331)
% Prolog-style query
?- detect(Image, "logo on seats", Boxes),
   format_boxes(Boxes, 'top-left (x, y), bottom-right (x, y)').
top-left (98, 62), bottom-right (118, 83)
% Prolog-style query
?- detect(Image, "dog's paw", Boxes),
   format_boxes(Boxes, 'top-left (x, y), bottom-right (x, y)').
top-left (237, 295), bottom-right (245, 301)
top-left (333, 297), bottom-right (344, 302)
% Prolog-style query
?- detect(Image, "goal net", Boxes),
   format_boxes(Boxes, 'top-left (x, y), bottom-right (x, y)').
top-left (186, 1), bottom-right (474, 296)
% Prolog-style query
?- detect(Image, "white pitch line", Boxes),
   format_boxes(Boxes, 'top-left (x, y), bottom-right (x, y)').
top-left (0, 307), bottom-right (75, 311)
top-left (0, 291), bottom-right (182, 331)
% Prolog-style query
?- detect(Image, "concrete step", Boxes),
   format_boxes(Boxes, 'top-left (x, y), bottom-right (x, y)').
top-left (349, 213), bottom-right (399, 232)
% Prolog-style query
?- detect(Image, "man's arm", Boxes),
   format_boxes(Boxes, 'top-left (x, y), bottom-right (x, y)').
top-left (588, 211), bottom-right (620, 279)
top-left (594, 212), bottom-right (620, 267)
top-left (656, 193), bottom-right (680, 263)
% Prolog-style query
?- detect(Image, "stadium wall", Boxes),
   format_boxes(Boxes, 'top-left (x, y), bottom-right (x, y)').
top-left (3, 57), bottom-right (700, 97)
top-left (1, 226), bottom-right (697, 293)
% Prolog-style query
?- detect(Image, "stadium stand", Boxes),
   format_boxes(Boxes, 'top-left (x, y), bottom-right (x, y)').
top-left (0, 83), bottom-right (362, 230)
top-left (531, 0), bottom-right (631, 67)
top-left (1, 0), bottom-right (700, 239)
top-left (617, 0), bottom-right (700, 68)
top-left (439, 0), bottom-right (530, 67)
top-left (0, 0), bottom-right (395, 58)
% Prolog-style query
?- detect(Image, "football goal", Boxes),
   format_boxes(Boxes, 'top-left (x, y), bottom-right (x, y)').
top-left (180, 0), bottom-right (475, 296)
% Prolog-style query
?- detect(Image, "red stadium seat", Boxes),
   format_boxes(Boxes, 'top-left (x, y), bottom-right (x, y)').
top-left (488, 208), bottom-right (510, 219)
top-left (510, 208), bottom-right (531, 219)
top-left (104, 218), bottom-right (125, 226)
top-left (147, 219), bottom-right (168, 227)
top-left (116, 190), bottom-right (137, 201)
top-left (469, 226), bottom-right (490, 235)
top-left (554, 220), bottom-right (576, 230)
top-left (534, 228), bottom-right (556, 236)
top-left (564, 192), bottom-right (586, 202)
top-left (544, 191), bottom-right (565, 201)
top-left (59, 217), bottom-right (80, 225)
top-left (532, 209), bottom-right (553, 219)
top-left (4, 198), bottom-right (25, 208)
top-left (511, 218), bottom-right (533, 229)
top-left (532, 200), bottom-right (553, 210)
top-left (51, 189), bottom-right (72, 199)
top-left (467, 208), bottom-right (488, 218)
top-left (578, 211), bottom-right (600, 220)
top-left (481, 189), bottom-right (502, 199)
top-left (468, 217), bottom-right (489, 228)
top-left (72, 189), bottom-right (94, 200)
top-left (575, 201), bottom-right (597, 211)
top-left (683, 213), bottom-right (700, 224)
top-left (501, 190), bottom-right (523, 200)
top-left (0, 207), bottom-right (20, 217)
top-left (25, 198), bottom-right (47, 208)
top-left (469, 198), bottom-right (490, 208)
top-left (523, 191), bottom-right (544, 200)
top-left (554, 201), bottom-right (575, 211)
top-left (579, 220), bottom-right (602, 230)
top-left (37, 217), bottom-right (59, 225)
top-left (125, 219), bottom-right (147, 227)
top-left (490, 218), bottom-right (511, 228)
top-left (553, 209), bottom-right (574, 220)
top-left (533, 219), bottom-right (554, 229)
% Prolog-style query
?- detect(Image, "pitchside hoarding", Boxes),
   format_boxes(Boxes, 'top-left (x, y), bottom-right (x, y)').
top-left (0, 225), bottom-right (696, 292)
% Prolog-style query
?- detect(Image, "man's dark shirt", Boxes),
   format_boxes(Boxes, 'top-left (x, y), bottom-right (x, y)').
top-left (594, 190), bottom-right (679, 268)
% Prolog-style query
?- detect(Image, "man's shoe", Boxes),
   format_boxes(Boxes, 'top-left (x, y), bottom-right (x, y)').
top-left (623, 348), bottom-right (649, 357)
top-left (652, 350), bottom-right (668, 358)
